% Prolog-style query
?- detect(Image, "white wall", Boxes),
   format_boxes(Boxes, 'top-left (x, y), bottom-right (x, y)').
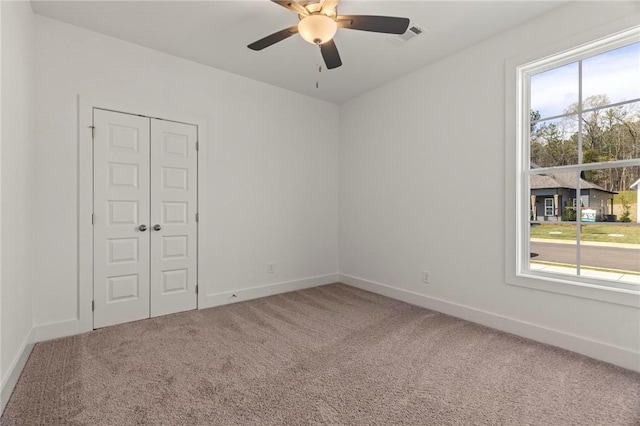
top-left (32, 16), bottom-right (339, 331)
top-left (0, 0), bottom-right (3, 391)
top-left (1, 0), bottom-right (35, 390)
top-left (339, 1), bottom-right (640, 370)
top-left (13, 0), bottom-right (640, 374)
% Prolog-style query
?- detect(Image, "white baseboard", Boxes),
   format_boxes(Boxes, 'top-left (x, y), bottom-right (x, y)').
top-left (1, 329), bottom-right (35, 414)
top-left (340, 274), bottom-right (640, 372)
top-left (201, 274), bottom-right (339, 309)
top-left (32, 275), bottom-right (340, 343)
top-left (30, 275), bottom-right (339, 344)
top-left (32, 318), bottom-right (86, 343)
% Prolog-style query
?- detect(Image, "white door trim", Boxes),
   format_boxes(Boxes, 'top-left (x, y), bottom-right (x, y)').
top-left (78, 95), bottom-right (207, 332)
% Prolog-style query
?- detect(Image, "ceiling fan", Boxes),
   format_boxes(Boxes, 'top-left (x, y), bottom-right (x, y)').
top-left (248, 0), bottom-right (410, 70)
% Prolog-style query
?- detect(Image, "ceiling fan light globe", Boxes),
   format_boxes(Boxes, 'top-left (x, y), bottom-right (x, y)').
top-left (298, 14), bottom-right (337, 45)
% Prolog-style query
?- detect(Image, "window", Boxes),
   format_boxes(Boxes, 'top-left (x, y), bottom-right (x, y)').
top-left (516, 28), bottom-right (640, 297)
top-left (544, 199), bottom-right (554, 216)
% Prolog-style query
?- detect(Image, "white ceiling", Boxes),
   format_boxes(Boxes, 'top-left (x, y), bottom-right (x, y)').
top-left (31, 0), bottom-right (568, 104)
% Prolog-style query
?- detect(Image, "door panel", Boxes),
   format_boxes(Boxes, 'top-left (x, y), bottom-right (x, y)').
top-left (94, 109), bottom-right (151, 328)
top-left (150, 119), bottom-right (198, 317)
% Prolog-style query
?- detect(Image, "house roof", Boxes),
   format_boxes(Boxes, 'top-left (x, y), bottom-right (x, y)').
top-left (530, 170), bottom-right (617, 194)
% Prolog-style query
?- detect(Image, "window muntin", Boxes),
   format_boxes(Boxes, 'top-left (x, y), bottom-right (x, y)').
top-left (544, 199), bottom-right (554, 216)
top-left (520, 32), bottom-right (640, 292)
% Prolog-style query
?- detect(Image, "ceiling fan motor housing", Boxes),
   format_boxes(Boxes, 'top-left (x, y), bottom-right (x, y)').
top-left (299, 1), bottom-right (337, 17)
top-left (298, 14), bottom-right (338, 45)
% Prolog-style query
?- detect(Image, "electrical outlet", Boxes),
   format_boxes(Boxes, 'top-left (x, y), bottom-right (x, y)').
top-left (422, 271), bottom-right (431, 284)
top-left (268, 262), bottom-right (275, 273)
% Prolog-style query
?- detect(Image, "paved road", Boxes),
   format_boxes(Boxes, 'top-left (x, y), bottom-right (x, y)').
top-left (531, 241), bottom-right (640, 272)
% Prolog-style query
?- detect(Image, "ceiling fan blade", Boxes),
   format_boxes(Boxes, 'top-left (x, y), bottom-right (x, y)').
top-left (272, 0), bottom-right (309, 16)
top-left (319, 0), bottom-right (340, 13)
top-left (320, 39), bottom-right (342, 69)
top-left (336, 15), bottom-right (410, 34)
top-left (248, 26), bottom-right (299, 51)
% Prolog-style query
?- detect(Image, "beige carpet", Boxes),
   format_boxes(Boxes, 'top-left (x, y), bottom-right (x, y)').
top-left (2, 283), bottom-right (639, 425)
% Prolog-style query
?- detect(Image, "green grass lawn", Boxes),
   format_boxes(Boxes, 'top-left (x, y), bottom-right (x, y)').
top-left (531, 223), bottom-right (640, 244)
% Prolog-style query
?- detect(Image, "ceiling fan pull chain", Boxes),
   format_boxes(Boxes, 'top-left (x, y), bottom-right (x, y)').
top-left (315, 45), bottom-right (323, 88)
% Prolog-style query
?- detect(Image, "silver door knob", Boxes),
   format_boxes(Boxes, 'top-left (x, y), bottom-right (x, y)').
top-left (139, 224), bottom-right (147, 232)
top-left (153, 224), bottom-right (161, 231)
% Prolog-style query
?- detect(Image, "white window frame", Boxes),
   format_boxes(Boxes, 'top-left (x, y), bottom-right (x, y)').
top-left (544, 199), bottom-right (554, 217)
top-left (505, 25), bottom-right (640, 307)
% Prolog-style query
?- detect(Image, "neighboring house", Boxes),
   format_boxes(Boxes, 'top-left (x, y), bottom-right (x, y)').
top-left (530, 168), bottom-right (617, 222)
top-left (631, 178), bottom-right (640, 224)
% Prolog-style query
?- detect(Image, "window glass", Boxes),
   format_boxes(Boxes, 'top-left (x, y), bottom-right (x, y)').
top-left (530, 116), bottom-right (579, 167)
top-left (529, 223), bottom-right (577, 278)
top-left (521, 33), bottom-right (640, 292)
top-left (531, 62), bottom-right (578, 119)
top-left (581, 102), bottom-right (640, 164)
top-left (583, 42), bottom-right (640, 106)
top-left (530, 172), bottom-right (579, 221)
top-left (579, 166), bottom-right (640, 284)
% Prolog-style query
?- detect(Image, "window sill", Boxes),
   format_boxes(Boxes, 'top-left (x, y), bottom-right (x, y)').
top-left (507, 271), bottom-right (640, 307)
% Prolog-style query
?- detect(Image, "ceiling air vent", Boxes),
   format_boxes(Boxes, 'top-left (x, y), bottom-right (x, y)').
top-left (388, 24), bottom-right (424, 46)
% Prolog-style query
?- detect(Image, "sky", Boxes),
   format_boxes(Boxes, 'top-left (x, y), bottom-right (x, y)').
top-left (530, 42), bottom-right (640, 121)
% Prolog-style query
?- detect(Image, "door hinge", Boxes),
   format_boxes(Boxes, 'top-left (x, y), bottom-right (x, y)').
top-left (196, 284), bottom-right (199, 295)
top-left (196, 212), bottom-right (199, 223)
top-left (91, 214), bottom-right (95, 225)
top-left (92, 300), bottom-right (95, 311)
top-left (196, 141), bottom-right (199, 152)
top-left (89, 126), bottom-right (95, 138)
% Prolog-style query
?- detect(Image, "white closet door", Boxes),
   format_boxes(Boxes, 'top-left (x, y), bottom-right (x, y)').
top-left (93, 109), bottom-right (151, 328)
top-left (149, 119), bottom-right (198, 317)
